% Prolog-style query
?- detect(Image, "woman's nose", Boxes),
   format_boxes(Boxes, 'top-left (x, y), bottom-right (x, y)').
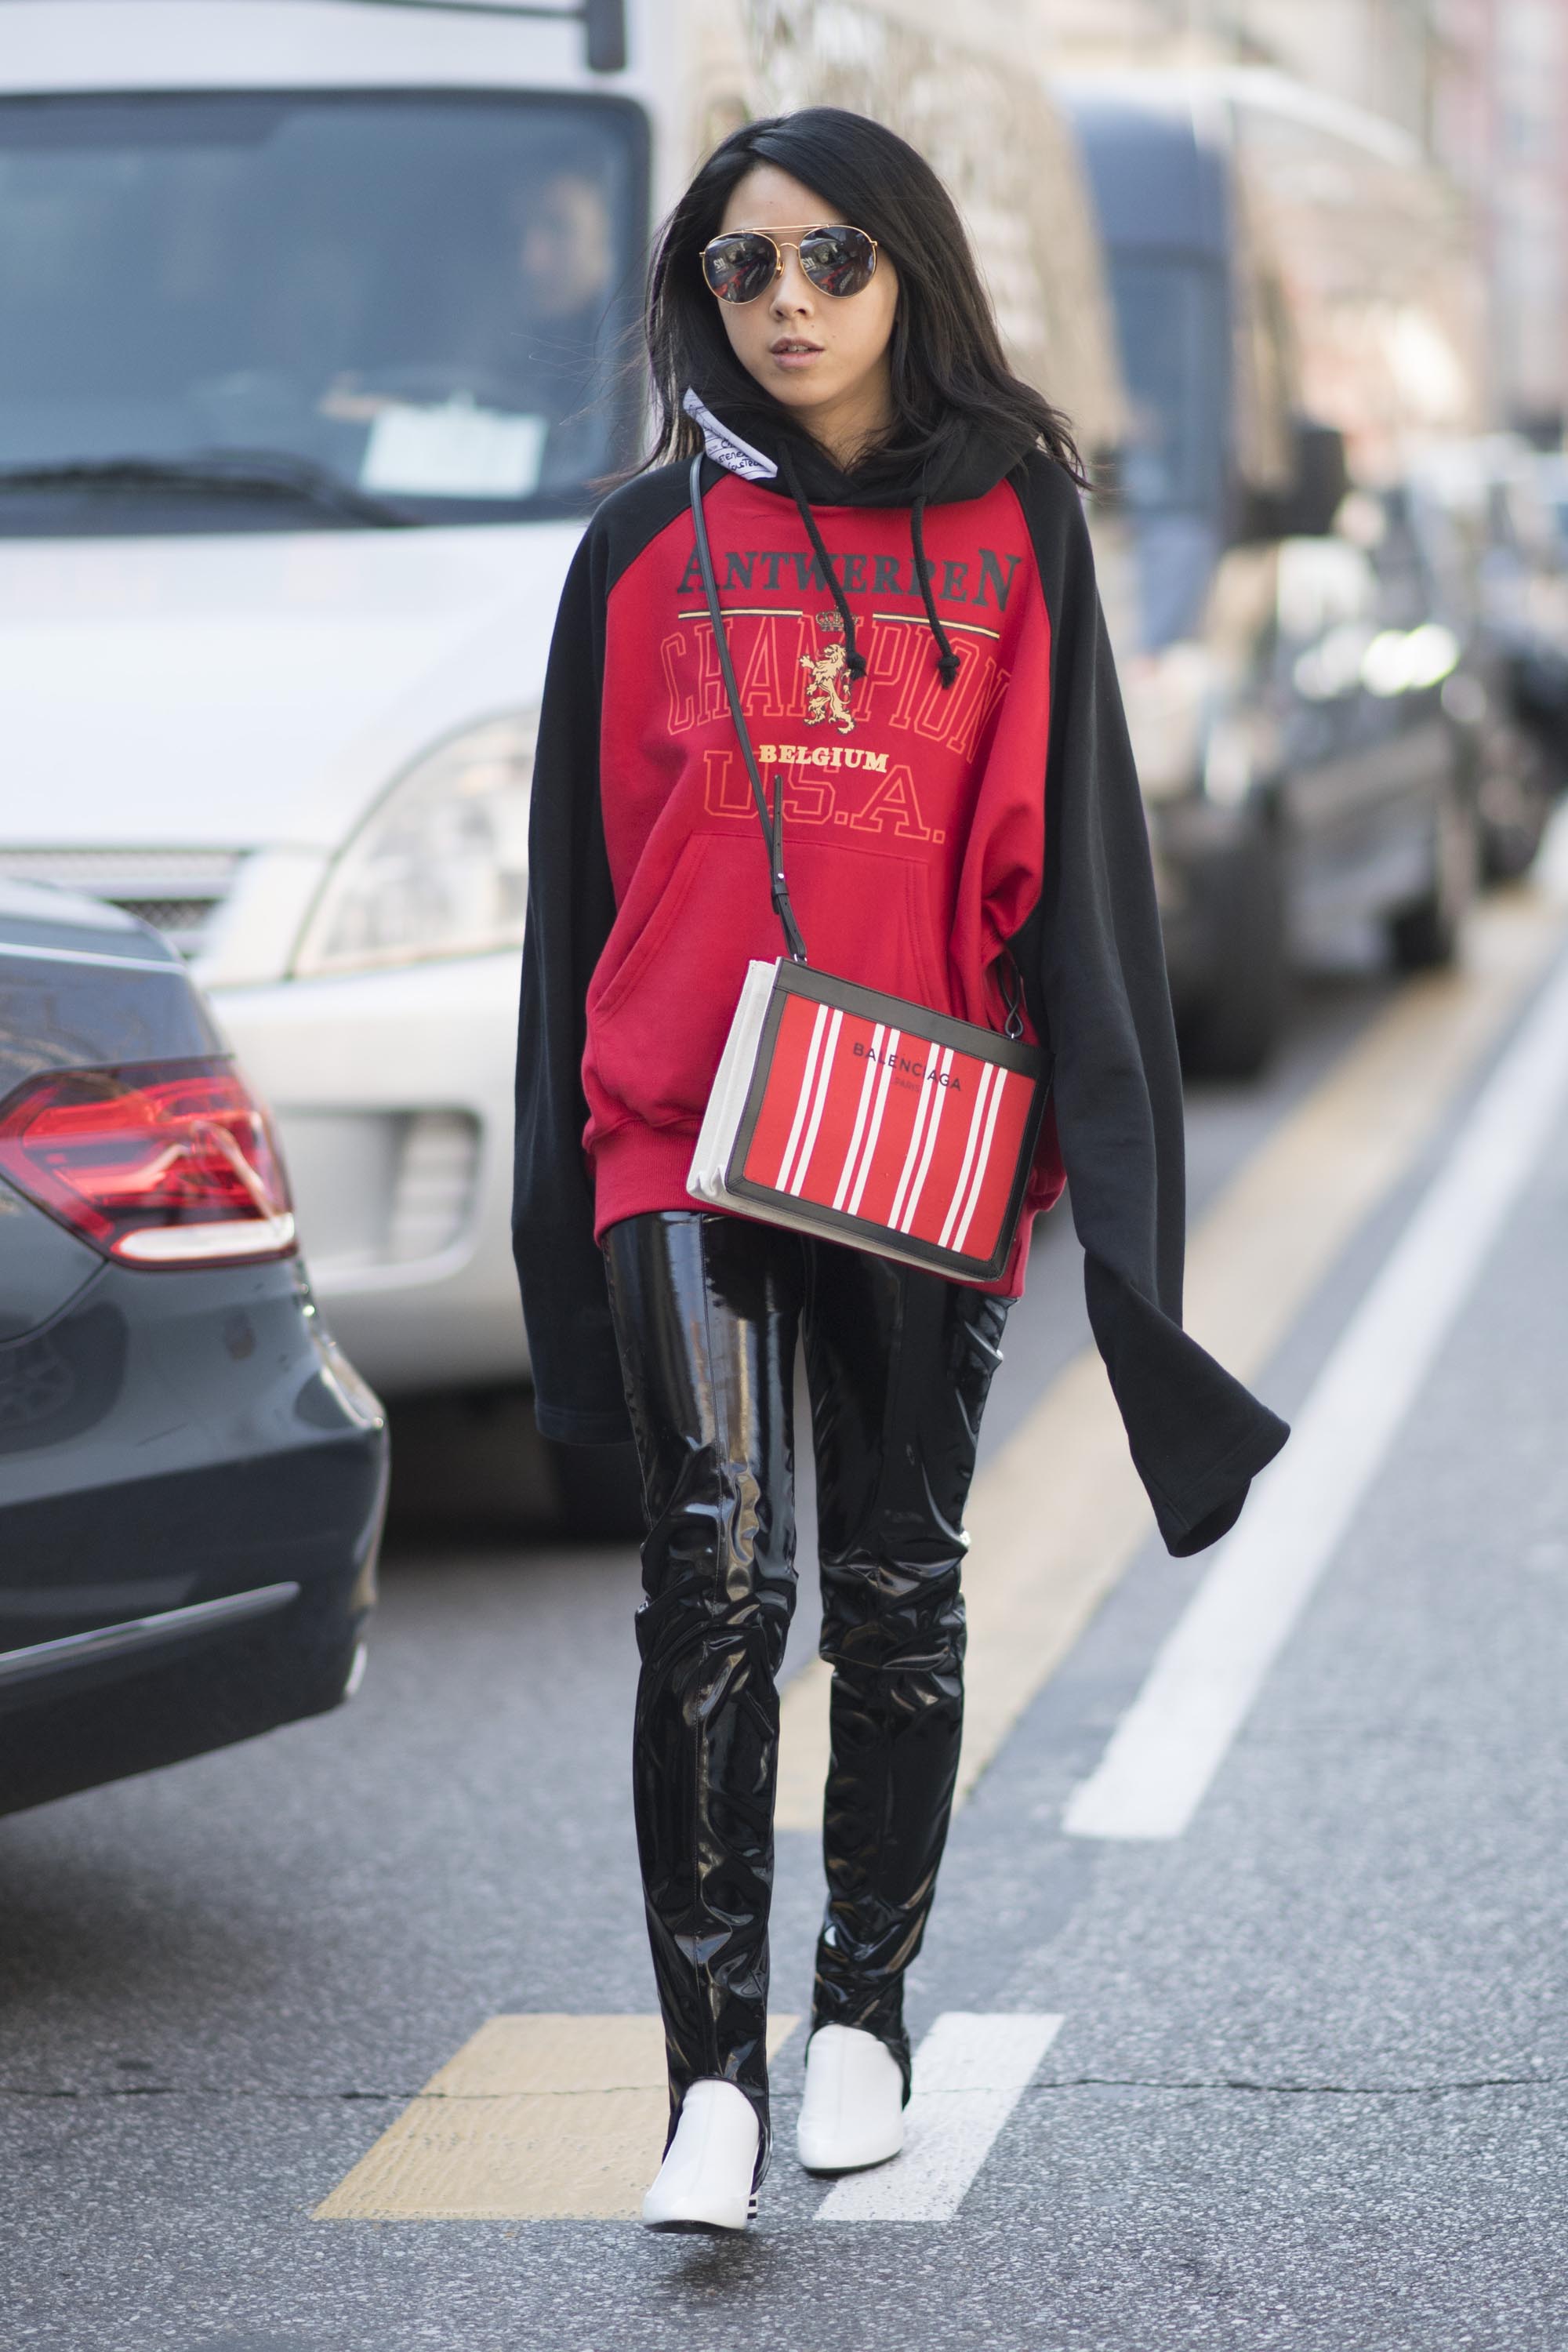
top-left (769, 247), bottom-right (816, 316)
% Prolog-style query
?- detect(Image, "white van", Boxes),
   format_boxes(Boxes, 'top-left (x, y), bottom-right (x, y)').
top-left (0, 0), bottom-right (1126, 1405)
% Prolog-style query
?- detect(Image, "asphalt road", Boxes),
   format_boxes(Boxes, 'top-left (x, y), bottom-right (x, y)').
top-left (5, 895), bottom-right (1568, 2352)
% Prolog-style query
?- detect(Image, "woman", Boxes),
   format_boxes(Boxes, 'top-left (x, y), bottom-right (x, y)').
top-left (514, 107), bottom-right (1287, 2233)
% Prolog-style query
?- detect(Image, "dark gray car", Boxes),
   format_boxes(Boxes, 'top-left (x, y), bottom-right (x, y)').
top-left (0, 877), bottom-right (386, 1814)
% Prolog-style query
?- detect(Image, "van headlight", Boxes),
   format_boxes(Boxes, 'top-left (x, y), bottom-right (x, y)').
top-left (292, 709), bottom-right (538, 976)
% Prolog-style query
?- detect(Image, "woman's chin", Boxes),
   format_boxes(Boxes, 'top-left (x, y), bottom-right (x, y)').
top-left (739, 356), bottom-right (833, 408)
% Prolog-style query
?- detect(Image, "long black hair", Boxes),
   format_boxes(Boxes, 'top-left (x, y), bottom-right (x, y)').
top-left (640, 107), bottom-right (1087, 492)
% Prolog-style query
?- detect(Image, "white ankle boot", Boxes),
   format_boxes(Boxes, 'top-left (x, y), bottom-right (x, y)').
top-left (796, 2024), bottom-right (906, 2174)
top-left (641, 2079), bottom-right (760, 2232)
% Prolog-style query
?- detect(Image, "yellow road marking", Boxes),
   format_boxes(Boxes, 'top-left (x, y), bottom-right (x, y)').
top-left (314, 2013), bottom-right (800, 2223)
top-left (775, 887), bottom-right (1568, 1830)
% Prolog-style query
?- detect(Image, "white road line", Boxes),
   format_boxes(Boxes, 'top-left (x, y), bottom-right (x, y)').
top-left (775, 894), bottom-right (1567, 1835)
top-left (814, 2013), bottom-right (1063, 2222)
top-left (1065, 944), bottom-right (1568, 1844)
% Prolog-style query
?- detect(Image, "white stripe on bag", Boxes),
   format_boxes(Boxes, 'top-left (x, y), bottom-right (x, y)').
top-left (788, 1007), bottom-right (844, 1196)
top-left (938, 1063), bottom-right (997, 1250)
top-left (898, 1047), bottom-right (953, 1233)
top-left (832, 1022), bottom-right (886, 1210)
top-left (775, 1003), bottom-right (830, 1192)
top-left (847, 1029), bottom-right (901, 1217)
top-left (888, 1047), bottom-right (942, 1229)
top-left (950, 1065), bottom-right (1010, 1254)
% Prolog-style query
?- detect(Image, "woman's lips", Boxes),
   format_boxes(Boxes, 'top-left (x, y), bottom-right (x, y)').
top-left (769, 339), bottom-right (823, 369)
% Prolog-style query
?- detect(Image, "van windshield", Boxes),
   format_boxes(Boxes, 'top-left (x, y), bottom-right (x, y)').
top-left (0, 91), bottom-right (646, 534)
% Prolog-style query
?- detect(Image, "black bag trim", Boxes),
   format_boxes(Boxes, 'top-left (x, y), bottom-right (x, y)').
top-left (720, 966), bottom-right (1049, 1283)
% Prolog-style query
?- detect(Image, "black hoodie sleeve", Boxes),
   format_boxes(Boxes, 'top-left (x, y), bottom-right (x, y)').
top-left (1007, 456), bottom-right (1289, 1555)
top-left (512, 519), bottom-right (633, 1443)
top-left (513, 466), bottom-right (693, 1442)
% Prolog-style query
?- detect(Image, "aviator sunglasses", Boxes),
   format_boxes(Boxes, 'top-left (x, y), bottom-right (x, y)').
top-left (700, 223), bottom-right (880, 305)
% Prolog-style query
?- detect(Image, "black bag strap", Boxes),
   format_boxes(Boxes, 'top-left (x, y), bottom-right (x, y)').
top-left (688, 452), bottom-right (808, 965)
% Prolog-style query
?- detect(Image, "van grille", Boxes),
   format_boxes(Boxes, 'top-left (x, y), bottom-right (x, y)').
top-left (0, 848), bottom-right (242, 956)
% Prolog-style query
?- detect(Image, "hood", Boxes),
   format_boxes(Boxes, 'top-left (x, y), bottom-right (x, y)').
top-left (681, 386), bottom-right (1022, 509)
top-left (0, 521), bottom-right (583, 851)
top-left (681, 386), bottom-right (1025, 699)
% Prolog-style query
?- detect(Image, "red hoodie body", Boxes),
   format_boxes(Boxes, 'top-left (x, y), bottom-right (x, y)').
top-left (583, 470), bottom-right (1065, 1289)
top-left (514, 422), bottom-right (1288, 1557)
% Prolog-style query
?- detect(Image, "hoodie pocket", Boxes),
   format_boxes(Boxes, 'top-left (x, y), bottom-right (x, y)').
top-left (586, 834), bottom-right (955, 1137)
top-left (589, 837), bottom-right (706, 1029)
top-left (586, 834), bottom-right (764, 1131)
top-left (786, 841), bottom-right (953, 1016)
top-left (902, 861), bottom-right (951, 1016)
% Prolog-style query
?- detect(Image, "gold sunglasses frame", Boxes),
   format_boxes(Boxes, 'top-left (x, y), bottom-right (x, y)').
top-left (699, 224), bottom-right (880, 304)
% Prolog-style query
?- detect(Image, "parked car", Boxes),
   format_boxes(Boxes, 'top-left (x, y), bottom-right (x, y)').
top-left (1402, 437), bottom-right (1568, 879)
top-left (1367, 466), bottom-right (1555, 884)
top-left (1059, 71), bottom-right (1482, 1073)
top-left (0, 877), bottom-right (385, 1816)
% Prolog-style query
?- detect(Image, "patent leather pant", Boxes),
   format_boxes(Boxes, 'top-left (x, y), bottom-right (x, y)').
top-left (602, 1210), bottom-right (1009, 2170)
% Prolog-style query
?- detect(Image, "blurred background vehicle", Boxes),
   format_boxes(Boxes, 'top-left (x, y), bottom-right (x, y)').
top-left (1398, 435), bottom-right (1568, 880)
top-left (1059, 68), bottom-right (1488, 1075)
top-left (0, 876), bottom-right (386, 1815)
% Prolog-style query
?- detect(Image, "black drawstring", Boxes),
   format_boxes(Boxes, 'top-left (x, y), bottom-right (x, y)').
top-left (911, 499), bottom-right (961, 689)
top-left (688, 453), bottom-right (808, 964)
top-left (775, 441), bottom-right (960, 695)
top-left (777, 443), bottom-right (866, 682)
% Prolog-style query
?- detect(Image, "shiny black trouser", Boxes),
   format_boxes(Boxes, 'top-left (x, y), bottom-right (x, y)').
top-left (602, 1210), bottom-right (1010, 2169)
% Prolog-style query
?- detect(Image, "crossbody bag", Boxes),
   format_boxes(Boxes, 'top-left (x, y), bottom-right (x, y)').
top-left (683, 454), bottom-right (1049, 1283)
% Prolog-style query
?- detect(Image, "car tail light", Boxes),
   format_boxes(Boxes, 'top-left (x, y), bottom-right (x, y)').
top-left (0, 1058), bottom-right (296, 1267)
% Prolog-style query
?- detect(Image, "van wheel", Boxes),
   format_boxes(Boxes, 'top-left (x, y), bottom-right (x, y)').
top-left (1177, 824), bottom-right (1289, 1081)
top-left (1389, 786), bottom-right (1477, 971)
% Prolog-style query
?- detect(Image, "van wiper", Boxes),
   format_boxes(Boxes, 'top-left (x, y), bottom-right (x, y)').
top-left (0, 452), bottom-right (416, 528)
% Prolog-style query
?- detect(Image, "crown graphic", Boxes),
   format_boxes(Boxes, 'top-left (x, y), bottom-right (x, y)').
top-left (815, 609), bottom-right (845, 634)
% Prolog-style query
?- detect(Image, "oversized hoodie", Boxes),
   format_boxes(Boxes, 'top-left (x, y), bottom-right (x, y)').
top-left (513, 398), bottom-right (1289, 1555)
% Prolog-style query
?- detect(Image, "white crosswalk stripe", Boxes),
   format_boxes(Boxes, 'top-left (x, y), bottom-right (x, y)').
top-left (814, 2013), bottom-right (1064, 2223)
top-left (1066, 942), bottom-right (1568, 1841)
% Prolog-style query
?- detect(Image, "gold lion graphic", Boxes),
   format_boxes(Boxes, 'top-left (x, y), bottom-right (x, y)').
top-left (800, 612), bottom-right (855, 734)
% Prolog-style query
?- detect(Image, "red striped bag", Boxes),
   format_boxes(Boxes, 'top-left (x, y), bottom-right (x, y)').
top-left (682, 456), bottom-right (1049, 1283)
